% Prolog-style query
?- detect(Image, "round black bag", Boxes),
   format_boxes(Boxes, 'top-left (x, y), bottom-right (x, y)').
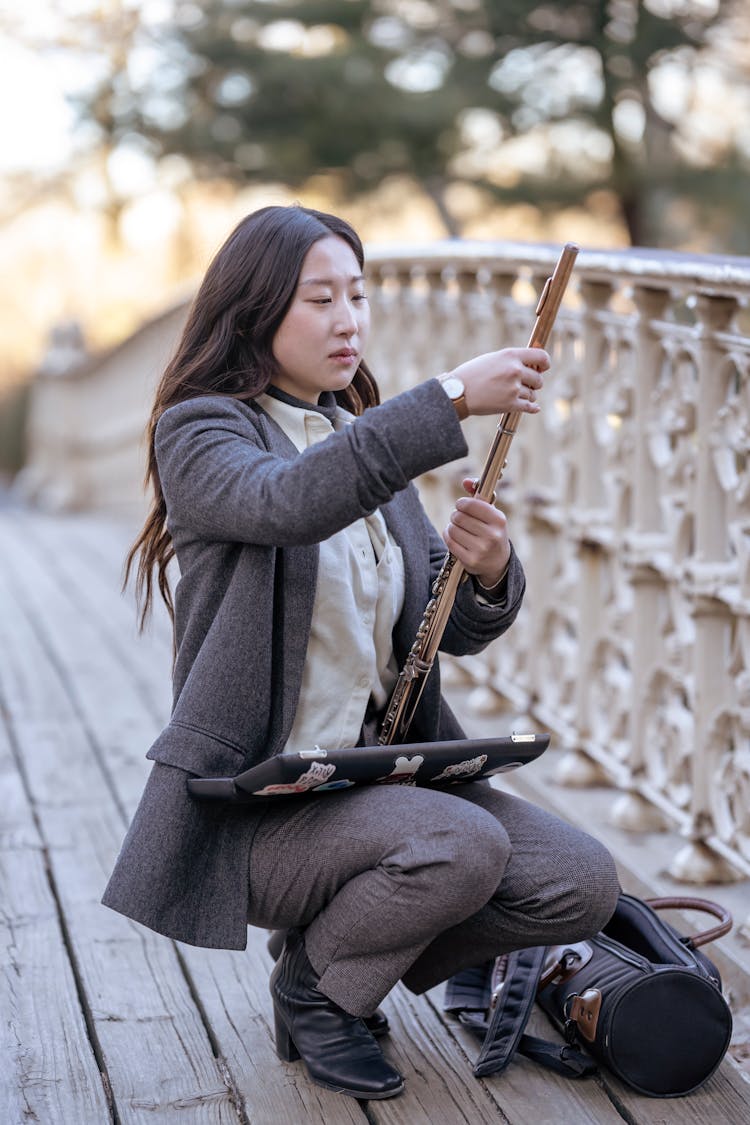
top-left (537, 895), bottom-right (733, 1097)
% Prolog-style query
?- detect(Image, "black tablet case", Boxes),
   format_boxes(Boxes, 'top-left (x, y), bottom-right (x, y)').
top-left (187, 733), bottom-right (549, 803)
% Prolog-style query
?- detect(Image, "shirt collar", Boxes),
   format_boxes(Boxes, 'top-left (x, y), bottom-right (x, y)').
top-left (265, 384), bottom-right (339, 423)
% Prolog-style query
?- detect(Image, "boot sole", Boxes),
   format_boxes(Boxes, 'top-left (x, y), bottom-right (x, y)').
top-left (308, 1075), bottom-right (405, 1100)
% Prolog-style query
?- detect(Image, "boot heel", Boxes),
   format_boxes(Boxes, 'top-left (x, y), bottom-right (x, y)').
top-left (274, 1004), bottom-right (300, 1062)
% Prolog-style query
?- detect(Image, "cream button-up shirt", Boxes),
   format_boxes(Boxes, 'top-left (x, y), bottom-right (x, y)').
top-left (257, 392), bottom-right (406, 754)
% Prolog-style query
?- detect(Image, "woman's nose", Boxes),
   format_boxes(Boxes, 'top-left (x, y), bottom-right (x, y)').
top-left (335, 299), bottom-right (358, 334)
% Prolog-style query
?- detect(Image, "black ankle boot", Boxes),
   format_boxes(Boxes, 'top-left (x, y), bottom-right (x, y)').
top-left (267, 929), bottom-right (390, 1039)
top-left (269, 929), bottom-right (404, 1100)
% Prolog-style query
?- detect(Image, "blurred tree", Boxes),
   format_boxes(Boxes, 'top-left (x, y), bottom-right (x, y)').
top-left (74, 0), bottom-right (748, 246)
top-left (0, 2), bottom-right (142, 237)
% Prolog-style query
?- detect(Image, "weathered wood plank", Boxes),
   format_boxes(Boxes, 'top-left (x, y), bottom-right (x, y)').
top-left (177, 931), bottom-right (368, 1125)
top-left (34, 512), bottom-right (174, 717)
top-left (12, 512), bottom-right (366, 1123)
top-left (594, 1057), bottom-right (750, 1125)
top-left (0, 521), bottom-right (241, 1124)
top-left (0, 720), bottom-right (113, 1125)
top-left (0, 707), bottom-right (40, 855)
top-left (51, 511), bottom-right (174, 657)
top-left (416, 988), bottom-right (626, 1125)
top-left (368, 984), bottom-right (525, 1124)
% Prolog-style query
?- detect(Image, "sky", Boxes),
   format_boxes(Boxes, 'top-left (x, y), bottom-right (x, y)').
top-left (0, 37), bottom-right (75, 173)
top-left (0, 0), bottom-right (166, 175)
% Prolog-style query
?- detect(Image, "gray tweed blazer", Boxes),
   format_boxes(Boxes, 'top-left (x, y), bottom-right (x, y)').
top-left (102, 379), bottom-right (526, 948)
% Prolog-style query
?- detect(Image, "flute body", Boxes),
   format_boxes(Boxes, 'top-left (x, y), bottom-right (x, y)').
top-left (377, 243), bottom-right (579, 746)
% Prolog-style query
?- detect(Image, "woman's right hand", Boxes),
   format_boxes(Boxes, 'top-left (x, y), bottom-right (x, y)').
top-left (445, 347), bottom-right (550, 417)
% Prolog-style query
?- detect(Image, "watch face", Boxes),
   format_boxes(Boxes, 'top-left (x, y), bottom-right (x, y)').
top-left (442, 376), bottom-right (465, 399)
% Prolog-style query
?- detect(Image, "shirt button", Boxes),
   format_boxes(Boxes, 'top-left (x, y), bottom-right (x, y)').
top-left (358, 676), bottom-right (369, 689)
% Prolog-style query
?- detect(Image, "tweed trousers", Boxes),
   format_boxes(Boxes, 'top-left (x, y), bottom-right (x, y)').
top-left (247, 782), bottom-right (621, 1016)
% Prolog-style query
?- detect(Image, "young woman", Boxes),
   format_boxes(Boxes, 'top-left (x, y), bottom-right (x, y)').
top-left (103, 204), bottom-right (620, 1101)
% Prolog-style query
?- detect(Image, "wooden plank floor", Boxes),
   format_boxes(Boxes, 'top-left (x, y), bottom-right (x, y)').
top-left (1, 506), bottom-right (749, 1125)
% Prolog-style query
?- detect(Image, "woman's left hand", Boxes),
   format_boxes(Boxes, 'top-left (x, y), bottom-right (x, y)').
top-left (442, 477), bottom-right (511, 588)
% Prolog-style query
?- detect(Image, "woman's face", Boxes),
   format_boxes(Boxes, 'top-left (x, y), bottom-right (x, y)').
top-left (271, 235), bottom-right (371, 402)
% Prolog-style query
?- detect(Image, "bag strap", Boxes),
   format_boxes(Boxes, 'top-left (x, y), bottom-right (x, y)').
top-left (645, 896), bottom-right (733, 948)
top-left (472, 946), bottom-right (547, 1077)
top-left (446, 947), bottom-right (594, 1080)
top-left (517, 1034), bottom-right (597, 1078)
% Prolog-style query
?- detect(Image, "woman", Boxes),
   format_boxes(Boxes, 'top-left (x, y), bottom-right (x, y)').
top-left (103, 204), bottom-right (620, 1101)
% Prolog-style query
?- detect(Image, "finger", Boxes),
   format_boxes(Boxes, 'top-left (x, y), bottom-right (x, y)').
top-left (517, 396), bottom-right (541, 415)
top-left (447, 517), bottom-right (508, 560)
top-left (444, 524), bottom-right (509, 574)
top-left (444, 523), bottom-right (485, 559)
top-left (518, 347), bottom-right (551, 371)
top-left (455, 496), bottom-right (508, 525)
top-left (449, 518), bottom-right (487, 546)
top-left (520, 366), bottom-right (544, 391)
top-left (448, 507), bottom-right (504, 538)
top-left (444, 522), bottom-right (475, 549)
top-left (463, 477), bottom-right (500, 504)
top-left (451, 510), bottom-right (494, 537)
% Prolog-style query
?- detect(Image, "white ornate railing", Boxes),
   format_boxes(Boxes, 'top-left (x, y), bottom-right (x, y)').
top-left (366, 242), bottom-right (750, 892)
top-left (19, 241), bottom-right (750, 894)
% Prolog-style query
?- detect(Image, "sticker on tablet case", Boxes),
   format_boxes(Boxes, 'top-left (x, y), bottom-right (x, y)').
top-left (432, 754), bottom-right (488, 782)
top-left (252, 761), bottom-right (336, 795)
top-left (485, 761), bottom-right (524, 775)
top-left (313, 778), bottom-right (356, 791)
top-left (377, 755), bottom-right (425, 785)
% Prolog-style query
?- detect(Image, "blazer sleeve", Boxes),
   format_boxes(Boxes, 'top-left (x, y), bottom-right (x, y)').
top-left (155, 381), bottom-right (468, 546)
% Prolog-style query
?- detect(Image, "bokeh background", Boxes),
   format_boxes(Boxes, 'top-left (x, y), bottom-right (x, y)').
top-left (1, 0), bottom-right (748, 479)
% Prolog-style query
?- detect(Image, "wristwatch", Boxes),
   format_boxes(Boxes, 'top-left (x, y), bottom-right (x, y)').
top-left (437, 372), bottom-right (468, 421)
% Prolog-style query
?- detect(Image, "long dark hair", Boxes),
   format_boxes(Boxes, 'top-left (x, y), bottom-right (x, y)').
top-left (126, 204), bottom-right (380, 627)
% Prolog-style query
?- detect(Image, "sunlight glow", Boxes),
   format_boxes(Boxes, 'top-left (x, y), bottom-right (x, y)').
top-left (119, 189), bottom-right (182, 249)
top-left (0, 38), bottom-right (74, 171)
top-left (613, 99), bottom-right (646, 145)
top-left (385, 47), bottom-right (451, 93)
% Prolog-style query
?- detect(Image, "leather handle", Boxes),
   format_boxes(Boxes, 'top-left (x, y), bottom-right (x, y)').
top-left (645, 896), bottom-right (733, 948)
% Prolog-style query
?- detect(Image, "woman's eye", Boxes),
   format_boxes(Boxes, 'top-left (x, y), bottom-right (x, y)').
top-left (353, 293), bottom-right (368, 302)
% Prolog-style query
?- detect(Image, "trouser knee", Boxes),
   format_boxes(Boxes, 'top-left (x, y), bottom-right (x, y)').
top-left (585, 850), bottom-right (621, 933)
top-left (416, 813), bottom-right (511, 922)
top-left (556, 840), bottom-right (621, 939)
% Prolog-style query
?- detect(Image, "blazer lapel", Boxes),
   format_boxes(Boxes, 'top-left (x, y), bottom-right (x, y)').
top-left (382, 487), bottom-right (431, 665)
top-left (254, 406), bottom-right (320, 754)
